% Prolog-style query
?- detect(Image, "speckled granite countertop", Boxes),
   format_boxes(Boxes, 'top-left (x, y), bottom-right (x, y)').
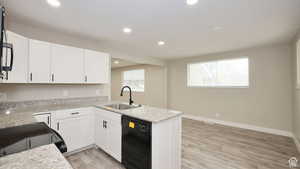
top-left (0, 101), bottom-right (104, 129)
top-left (95, 102), bottom-right (183, 123)
top-left (0, 144), bottom-right (73, 169)
top-left (0, 101), bottom-right (183, 129)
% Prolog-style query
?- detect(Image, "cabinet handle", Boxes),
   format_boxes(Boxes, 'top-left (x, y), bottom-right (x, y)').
top-left (57, 122), bottom-right (60, 131)
top-left (47, 116), bottom-right (50, 125)
top-left (30, 73), bottom-right (33, 81)
top-left (4, 71), bottom-right (8, 80)
top-left (85, 75), bottom-right (87, 82)
top-left (28, 139), bottom-right (32, 148)
top-left (71, 112), bottom-right (79, 115)
top-left (51, 74), bottom-right (54, 82)
top-left (103, 120), bottom-right (108, 128)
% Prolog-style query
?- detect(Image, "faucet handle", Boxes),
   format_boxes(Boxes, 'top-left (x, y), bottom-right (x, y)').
top-left (130, 99), bottom-right (134, 105)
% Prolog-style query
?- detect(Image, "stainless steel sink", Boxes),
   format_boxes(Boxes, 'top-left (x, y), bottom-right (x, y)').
top-left (104, 103), bottom-right (141, 110)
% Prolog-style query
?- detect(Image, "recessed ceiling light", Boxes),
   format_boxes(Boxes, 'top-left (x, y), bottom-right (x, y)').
top-left (46, 0), bottom-right (61, 8)
top-left (5, 110), bottom-right (10, 115)
top-left (186, 0), bottom-right (198, 6)
top-left (158, 41), bottom-right (165, 46)
top-left (212, 26), bottom-right (223, 31)
top-left (123, 27), bottom-right (132, 34)
top-left (114, 60), bottom-right (120, 64)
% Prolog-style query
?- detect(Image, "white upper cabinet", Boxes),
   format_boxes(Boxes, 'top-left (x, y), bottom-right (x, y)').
top-left (28, 40), bottom-right (51, 83)
top-left (51, 44), bottom-right (85, 83)
top-left (84, 50), bottom-right (110, 84)
top-left (2, 31), bottom-right (28, 83)
top-left (2, 31), bottom-right (110, 84)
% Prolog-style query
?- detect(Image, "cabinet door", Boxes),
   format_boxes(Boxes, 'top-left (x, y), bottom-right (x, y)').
top-left (34, 113), bottom-right (51, 127)
top-left (84, 50), bottom-right (110, 84)
top-left (54, 114), bottom-right (92, 152)
top-left (28, 40), bottom-right (51, 83)
top-left (107, 120), bottom-right (122, 162)
top-left (2, 31), bottom-right (28, 83)
top-left (79, 114), bottom-right (94, 147)
top-left (95, 113), bottom-right (108, 152)
top-left (51, 44), bottom-right (84, 83)
top-left (54, 117), bottom-right (82, 152)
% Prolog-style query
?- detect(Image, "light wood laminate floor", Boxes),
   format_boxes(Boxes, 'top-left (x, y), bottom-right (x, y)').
top-left (66, 118), bottom-right (300, 169)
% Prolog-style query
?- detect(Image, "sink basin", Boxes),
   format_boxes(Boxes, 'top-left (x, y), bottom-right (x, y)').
top-left (104, 103), bottom-right (141, 110)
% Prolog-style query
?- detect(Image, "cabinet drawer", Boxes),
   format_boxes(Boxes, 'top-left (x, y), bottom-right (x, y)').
top-left (52, 108), bottom-right (91, 120)
top-left (94, 108), bottom-right (121, 123)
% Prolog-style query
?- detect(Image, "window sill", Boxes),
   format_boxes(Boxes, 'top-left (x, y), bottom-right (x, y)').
top-left (187, 85), bottom-right (249, 89)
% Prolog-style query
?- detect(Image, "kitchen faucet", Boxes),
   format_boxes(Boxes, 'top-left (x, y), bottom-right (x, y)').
top-left (120, 86), bottom-right (134, 105)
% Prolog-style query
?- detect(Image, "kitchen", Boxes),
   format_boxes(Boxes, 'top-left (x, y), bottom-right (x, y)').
top-left (1, 0), bottom-right (300, 169)
top-left (0, 29), bottom-right (182, 169)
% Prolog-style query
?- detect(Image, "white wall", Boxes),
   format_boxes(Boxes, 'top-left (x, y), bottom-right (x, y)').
top-left (292, 31), bottom-right (300, 141)
top-left (111, 65), bottom-right (168, 108)
top-left (167, 44), bottom-right (293, 132)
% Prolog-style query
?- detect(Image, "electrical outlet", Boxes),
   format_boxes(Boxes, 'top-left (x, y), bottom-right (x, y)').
top-left (63, 90), bottom-right (69, 97)
top-left (215, 113), bottom-right (220, 118)
top-left (0, 93), bottom-right (7, 101)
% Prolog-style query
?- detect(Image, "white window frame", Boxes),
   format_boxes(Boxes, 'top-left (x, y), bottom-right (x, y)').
top-left (122, 69), bottom-right (145, 92)
top-left (297, 39), bottom-right (300, 89)
top-left (187, 57), bottom-right (250, 88)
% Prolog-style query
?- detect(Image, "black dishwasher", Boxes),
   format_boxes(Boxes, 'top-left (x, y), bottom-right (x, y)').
top-left (122, 115), bottom-right (152, 169)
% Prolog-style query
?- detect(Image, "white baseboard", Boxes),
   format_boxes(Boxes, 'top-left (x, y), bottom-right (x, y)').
top-left (63, 144), bottom-right (96, 157)
top-left (183, 114), bottom-right (293, 137)
top-left (292, 134), bottom-right (300, 153)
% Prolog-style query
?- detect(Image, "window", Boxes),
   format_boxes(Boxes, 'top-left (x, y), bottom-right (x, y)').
top-left (123, 69), bottom-right (145, 92)
top-left (187, 58), bottom-right (249, 87)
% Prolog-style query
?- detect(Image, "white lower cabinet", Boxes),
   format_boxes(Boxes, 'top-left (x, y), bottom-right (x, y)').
top-left (52, 109), bottom-right (94, 152)
top-left (94, 109), bottom-right (122, 162)
top-left (107, 120), bottom-right (122, 161)
top-left (35, 107), bottom-right (121, 162)
top-left (95, 113), bottom-right (109, 152)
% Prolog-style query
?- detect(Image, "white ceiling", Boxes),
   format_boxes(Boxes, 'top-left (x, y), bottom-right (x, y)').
top-left (111, 58), bottom-right (139, 69)
top-left (2, 0), bottom-right (300, 59)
